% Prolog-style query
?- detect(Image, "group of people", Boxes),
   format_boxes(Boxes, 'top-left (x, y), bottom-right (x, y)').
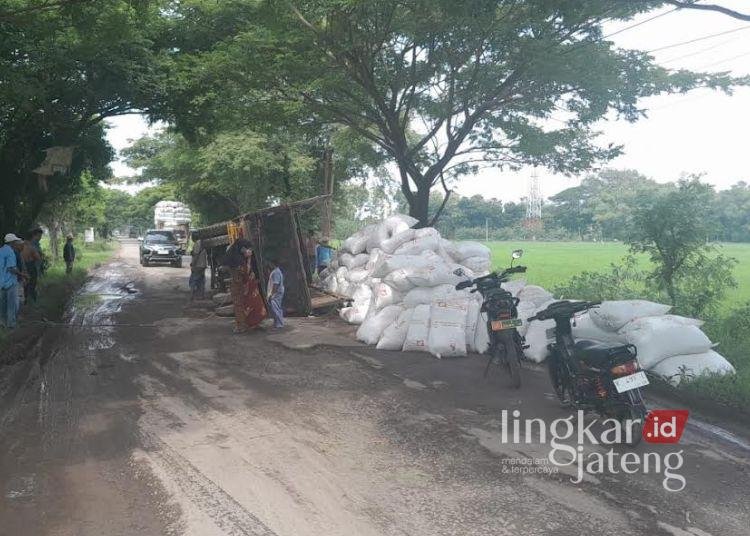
top-left (0, 228), bottom-right (76, 330)
top-left (189, 236), bottom-right (285, 334)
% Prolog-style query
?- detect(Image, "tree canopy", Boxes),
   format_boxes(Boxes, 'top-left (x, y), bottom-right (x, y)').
top-left (144, 0), bottom-right (745, 224)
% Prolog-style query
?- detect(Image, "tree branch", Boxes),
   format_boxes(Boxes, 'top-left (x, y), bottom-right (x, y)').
top-left (662, 0), bottom-right (750, 21)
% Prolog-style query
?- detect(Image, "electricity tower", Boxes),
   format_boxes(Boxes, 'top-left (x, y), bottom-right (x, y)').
top-left (523, 168), bottom-right (543, 237)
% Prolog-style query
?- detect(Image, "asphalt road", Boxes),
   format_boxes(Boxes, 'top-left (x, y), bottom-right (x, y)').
top-left (0, 240), bottom-right (748, 536)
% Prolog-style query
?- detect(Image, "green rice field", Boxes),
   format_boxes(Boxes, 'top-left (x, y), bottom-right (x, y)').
top-left (488, 241), bottom-right (750, 310)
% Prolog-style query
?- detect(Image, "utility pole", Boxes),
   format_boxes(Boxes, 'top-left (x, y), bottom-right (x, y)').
top-left (485, 218), bottom-right (489, 242)
top-left (321, 147), bottom-right (334, 238)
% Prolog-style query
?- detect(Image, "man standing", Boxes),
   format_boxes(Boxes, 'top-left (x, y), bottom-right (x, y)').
top-left (315, 237), bottom-right (334, 275)
top-left (25, 228), bottom-right (43, 303)
top-left (1, 234), bottom-right (27, 329)
top-left (63, 234), bottom-right (76, 275)
top-left (266, 257), bottom-right (285, 329)
top-left (189, 239), bottom-right (207, 301)
top-left (304, 229), bottom-right (317, 281)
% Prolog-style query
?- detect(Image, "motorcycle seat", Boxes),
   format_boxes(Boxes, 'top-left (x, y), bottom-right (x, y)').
top-left (574, 340), bottom-right (634, 366)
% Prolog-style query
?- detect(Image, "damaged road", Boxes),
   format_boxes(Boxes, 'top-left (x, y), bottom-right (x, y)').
top-left (0, 240), bottom-right (748, 536)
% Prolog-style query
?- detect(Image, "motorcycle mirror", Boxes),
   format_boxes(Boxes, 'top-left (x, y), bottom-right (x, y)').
top-left (511, 249), bottom-right (524, 259)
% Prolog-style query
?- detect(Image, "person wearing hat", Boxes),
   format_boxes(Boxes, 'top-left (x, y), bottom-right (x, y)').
top-left (63, 234), bottom-right (76, 275)
top-left (315, 236), bottom-right (334, 275)
top-left (0, 234), bottom-right (28, 329)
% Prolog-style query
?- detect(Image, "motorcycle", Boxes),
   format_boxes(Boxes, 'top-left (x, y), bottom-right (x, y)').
top-left (526, 300), bottom-right (649, 445)
top-left (455, 249), bottom-right (527, 388)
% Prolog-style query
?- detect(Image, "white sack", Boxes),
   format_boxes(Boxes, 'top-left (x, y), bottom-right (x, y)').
top-left (501, 279), bottom-right (526, 297)
top-left (572, 312), bottom-right (628, 344)
top-left (524, 300), bottom-right (557, 363)
top-left (377, 308), bottom-right (414, 350)
top-left (371, 253), bottom-right (437, 278)
top-left (618, 314), bottom-right (704, 335)
top-left (323, 275), bottom-right (338, 293)
top-left (393, 229), bottom-right (442, 256)
top-left (403, 304), bottom-right (431, 353)
top-left (357, 305), bottom-right (403, 345)
top-left (380, 228), bottom-right (416, 254)
top-left (346, 267), bottom-right (371, 284)
top-left (383, 269), bottom-right (417, 292)
top-left (454, 241), bottom-right (491, 261)
top-left (517, 285), bottom-right (554, 308)
top-left (621, 322), bottom-right (712, 369)
top-left (428, 297), bottom-right (469, 358)
top-left (371, 282), bottom-right (403, 311)
top-left (440, 238), bottom-right (461, 262)
top-left (402, 284), bottom-right (456, 308)
top-left (465, 298), bottom-right (481, 353)
top-left (365, 249), bottom-right (388, 271)
top-left (342, 223), bottom-right (376, 255)
top-left (461, 256), bottom-right (492, 274)
top-left (515, 301), bottom-right (537, 337)
top-left (651, 351), bottom-right (735, 385)
top-left (340, 253), bottom-right (369, 270)
top-left (406, 262), bottom-right (472, 288)
top-left (590, 300), bottom-right (672, 332)
top-left (340, 284), bottom-right (373, 324)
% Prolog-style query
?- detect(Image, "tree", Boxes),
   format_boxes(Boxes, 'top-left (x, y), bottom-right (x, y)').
top-left (715, 182), bottom-right (750, 242)
top-left (165, 0), bottom-right (744, 225)
top-left (0, 0), bottom-right (167, 233)
top-left (547, 185), bottom-right (594, 239)
top-left (627, 178), bottom-right (734, 309)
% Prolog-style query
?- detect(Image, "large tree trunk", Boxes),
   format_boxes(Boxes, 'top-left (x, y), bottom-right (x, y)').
top-left (409, 184), bottom-right (431, 228)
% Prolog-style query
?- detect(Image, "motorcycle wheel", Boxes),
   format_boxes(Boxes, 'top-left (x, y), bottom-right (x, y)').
top-left (619, 392), bottom-right (647, 447)
top-left (547, 354), bottom-right (573, 407)
top-left (495, 334), bottom-right (521, 389)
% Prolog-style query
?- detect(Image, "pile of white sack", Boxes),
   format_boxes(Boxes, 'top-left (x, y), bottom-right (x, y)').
top-left (524, 299), bottom-right (736, 385)
top-left (154, 200), bottom-right (192, 226)
top-left (322, 215), bottom-right (736, 384)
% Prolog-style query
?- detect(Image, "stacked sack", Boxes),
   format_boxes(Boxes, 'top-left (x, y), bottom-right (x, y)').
top-left (154, 200), bottom-right (192, 226)
top-left (323, 215), bottom-right (736, 384)
top-left (322, 214), bottom-right (501, 358)
top-left (525, 299), bottom-right (735, 385)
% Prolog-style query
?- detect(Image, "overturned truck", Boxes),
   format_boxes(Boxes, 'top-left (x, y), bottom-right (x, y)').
top-left (192, 196), bottom-right (344, 316)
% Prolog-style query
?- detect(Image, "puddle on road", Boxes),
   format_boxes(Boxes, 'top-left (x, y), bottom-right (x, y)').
top-left (61, 266), bottom-right (140, 356)
top-left (4, 474), bottom-right (37, 500)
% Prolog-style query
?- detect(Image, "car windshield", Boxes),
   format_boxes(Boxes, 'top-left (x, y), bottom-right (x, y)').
top-left (145, 232), bottom-right (175, 244)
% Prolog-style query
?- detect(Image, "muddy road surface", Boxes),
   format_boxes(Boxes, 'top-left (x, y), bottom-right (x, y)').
top-left (1, 240), bottom-right (748, 536)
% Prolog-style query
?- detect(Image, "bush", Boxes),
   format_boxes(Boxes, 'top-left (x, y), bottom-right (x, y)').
top-left (552, 255), bottom-right (647, 301)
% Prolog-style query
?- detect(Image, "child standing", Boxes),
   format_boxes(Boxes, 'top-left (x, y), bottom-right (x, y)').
top-left (266, 257), bottom-right (285, 328)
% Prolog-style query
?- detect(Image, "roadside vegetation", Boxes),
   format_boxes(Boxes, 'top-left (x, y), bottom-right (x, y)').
top-left (0, 241), bottom-right (116, 351)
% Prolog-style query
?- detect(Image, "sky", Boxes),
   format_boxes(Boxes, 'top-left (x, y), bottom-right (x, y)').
top-left (106, 1), bottom-right (750, 201)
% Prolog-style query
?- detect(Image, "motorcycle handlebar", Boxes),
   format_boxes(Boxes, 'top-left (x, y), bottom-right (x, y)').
top-left (527, 300), bottom-right (601, 322)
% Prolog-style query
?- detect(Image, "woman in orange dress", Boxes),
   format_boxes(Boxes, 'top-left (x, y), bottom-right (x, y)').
top-left (226, 239), bottom-right (267, 333)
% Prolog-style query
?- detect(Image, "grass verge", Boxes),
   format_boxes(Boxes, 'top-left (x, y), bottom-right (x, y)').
top-left (0, 240), bottom-right (117, 352)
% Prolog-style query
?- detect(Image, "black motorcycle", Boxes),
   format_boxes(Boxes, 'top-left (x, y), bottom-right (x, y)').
top-left (527, 300), bottom-right (649, 445)
top-left (455, 250), bottom-right (527, 388)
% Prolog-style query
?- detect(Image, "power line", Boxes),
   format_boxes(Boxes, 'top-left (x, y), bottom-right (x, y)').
top-left (604, 6), bottom-right (680, 39)
top-left (696, 49), bottom-right (750, 69)
top-left (647, 25), bottom-right (750, 53)
top-left (660, 35), bottom-right (743, 64)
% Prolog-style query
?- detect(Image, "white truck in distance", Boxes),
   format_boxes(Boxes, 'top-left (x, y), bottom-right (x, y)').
top-left (154, 200), bottom-right (191, 246)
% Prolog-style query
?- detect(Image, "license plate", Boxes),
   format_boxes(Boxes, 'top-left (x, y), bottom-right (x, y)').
top-left (491, 318), bottom-right (522, 331)
top-left (613, 371), bottom-right (649, 393)
top-left (545, 327), bottom-right (556, 340)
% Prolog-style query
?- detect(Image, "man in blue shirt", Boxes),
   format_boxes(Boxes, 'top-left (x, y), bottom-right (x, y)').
top-left (1, 234), bottom-right (27, 329)
top-left (315, 237), bottom-right (334, 274)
